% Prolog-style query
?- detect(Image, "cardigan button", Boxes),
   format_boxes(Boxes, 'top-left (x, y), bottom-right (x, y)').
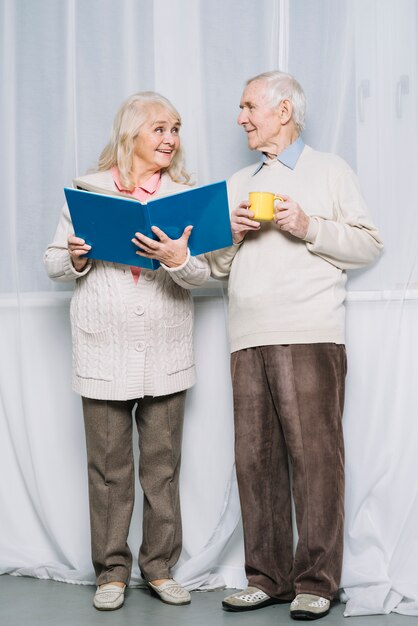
top-left (135, 341), bottom-right (146, 352)
top-left (143, 272), bottom-right (155, 281)
top-left (135, 305), bottom-right (145, 316)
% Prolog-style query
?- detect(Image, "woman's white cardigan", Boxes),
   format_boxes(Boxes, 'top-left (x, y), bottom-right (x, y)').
top-left (44, 171), bottom-right (210, 400)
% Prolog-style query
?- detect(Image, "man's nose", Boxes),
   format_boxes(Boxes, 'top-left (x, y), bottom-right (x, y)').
top-left (237, 110), bottom-right (248, 126)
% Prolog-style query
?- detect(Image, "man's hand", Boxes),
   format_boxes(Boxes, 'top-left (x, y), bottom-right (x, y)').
top-left (132, 225), bottom-right (192, 268)
top-left (231, 201), bottom-right (261, 244)
top-left (273, 195), bottom-right (310, 239)
top-left (68, 235), bottom-right (91, 271)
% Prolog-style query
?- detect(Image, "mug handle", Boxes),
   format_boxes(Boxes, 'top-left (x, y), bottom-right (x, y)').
top-left (274, 195), bottom-right (285, 213)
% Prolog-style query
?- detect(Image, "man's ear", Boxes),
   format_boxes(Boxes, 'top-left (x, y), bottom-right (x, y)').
top-left (279, 99), bottom-right (293, 125)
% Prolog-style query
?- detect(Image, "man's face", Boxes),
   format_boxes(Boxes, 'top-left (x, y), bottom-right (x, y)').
top-left (237, 80), bottom-right (282, 153)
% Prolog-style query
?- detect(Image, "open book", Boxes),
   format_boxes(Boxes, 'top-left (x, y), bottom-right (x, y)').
top-left (64, 178), bottom-right (232, 270)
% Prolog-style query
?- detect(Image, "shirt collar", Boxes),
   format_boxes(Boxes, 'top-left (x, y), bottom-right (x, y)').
top-left (111, 166), bottom-right (161, 194)
top-left (252, 137), bottom-right (305, 176)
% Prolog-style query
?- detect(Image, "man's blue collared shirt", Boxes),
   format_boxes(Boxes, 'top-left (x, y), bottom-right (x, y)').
top-left (252, 137), bottom-right (305, 176)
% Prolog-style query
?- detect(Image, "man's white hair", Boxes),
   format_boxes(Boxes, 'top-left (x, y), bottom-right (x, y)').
top-left (246, 71), bottom-right (306, 133)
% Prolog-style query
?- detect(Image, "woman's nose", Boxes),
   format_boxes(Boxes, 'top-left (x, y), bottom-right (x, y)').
top-left (163, 132), bottom-right (175, 144)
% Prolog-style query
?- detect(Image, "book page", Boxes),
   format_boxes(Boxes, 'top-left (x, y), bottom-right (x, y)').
top-left (72, 177), bottom-right (142, 202)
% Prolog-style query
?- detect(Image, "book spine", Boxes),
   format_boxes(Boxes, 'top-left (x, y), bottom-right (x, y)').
top-left (144, 203), bottom-right (160, 270)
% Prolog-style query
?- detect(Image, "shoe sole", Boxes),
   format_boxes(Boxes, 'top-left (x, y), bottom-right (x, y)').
top-left (93, 601), bottom-right (124, 611)
top-left (222, 598), bottom-right (284, 612)
top-left (290, 608), bottom-right (330, 620)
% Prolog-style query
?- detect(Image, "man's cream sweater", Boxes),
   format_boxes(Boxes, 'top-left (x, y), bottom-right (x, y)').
top-left (208, 145), bottom-right (383, 352)
top-left (44, 171), bottom-right (209, 400)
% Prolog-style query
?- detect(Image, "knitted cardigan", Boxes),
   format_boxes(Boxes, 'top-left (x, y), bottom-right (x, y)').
top-left (44, 170), bottom-right (210, 400)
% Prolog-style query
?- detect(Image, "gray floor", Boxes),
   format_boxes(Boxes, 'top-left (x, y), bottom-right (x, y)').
top-left (0, 575), bottom-right (415, 626)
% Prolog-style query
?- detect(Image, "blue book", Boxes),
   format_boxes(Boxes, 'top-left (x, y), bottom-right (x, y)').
top-left (64, 180), bottom-right (232, 270)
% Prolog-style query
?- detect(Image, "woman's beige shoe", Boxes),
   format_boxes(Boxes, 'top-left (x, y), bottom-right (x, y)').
top-left (146, 579), bottom-right (191, 605)
top-left (93, 583), bottom-right (126, 611)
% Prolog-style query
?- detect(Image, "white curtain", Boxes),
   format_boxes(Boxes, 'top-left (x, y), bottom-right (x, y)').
top-left (287, 0), bottom-right (418, 616)
top-left (1, 0), bottom-right (418, 616)
top-left (0, 0), bottom-right (283, 592)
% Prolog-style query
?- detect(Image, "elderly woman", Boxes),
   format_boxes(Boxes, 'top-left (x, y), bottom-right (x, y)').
top-left (44, 92), bottom-right (209, 611)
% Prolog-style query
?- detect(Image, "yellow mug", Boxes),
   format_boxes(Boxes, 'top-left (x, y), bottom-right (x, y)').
top-left (249, 191), bottom-right (284, 221)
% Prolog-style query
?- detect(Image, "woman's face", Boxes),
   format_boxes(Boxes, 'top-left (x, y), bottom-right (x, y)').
top-left (133, 104), bottom-right (181, 174)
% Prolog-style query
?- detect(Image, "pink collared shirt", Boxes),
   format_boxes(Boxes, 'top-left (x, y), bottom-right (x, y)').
top-left (111, 167), bottom-right (161, 284)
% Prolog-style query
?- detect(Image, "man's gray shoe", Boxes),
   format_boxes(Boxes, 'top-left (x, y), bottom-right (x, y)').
top-left (222, 586), bottom-right (280, 611)
top-left (290, 594), bottom-right (330, 620)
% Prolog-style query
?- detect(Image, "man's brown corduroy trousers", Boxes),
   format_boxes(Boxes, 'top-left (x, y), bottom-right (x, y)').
top-left (231, 343), bottom-right (347, 601)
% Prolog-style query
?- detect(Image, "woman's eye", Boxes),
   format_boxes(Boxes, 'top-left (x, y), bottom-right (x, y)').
top-left (172, 127), bottom-right (179, 134)
top-left (155, 127), bottom-right (164, 133)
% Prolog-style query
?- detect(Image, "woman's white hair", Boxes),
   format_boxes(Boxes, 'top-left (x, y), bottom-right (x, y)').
top-left (246, 71), bottom-right (306, 133)
top-left (97, 91), bottom-right (191, 190)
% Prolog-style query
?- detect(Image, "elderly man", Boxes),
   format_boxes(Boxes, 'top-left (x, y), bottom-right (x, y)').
top-left (210, 71), bottom-right (382, 620)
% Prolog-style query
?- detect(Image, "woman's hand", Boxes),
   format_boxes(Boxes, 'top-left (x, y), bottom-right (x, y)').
top-left (273, 195), bottom-right (310, 239)
top-left (231, 201), bottom-right (261, 244)
top-left (132, 225), bottom-right (193, 268)
top-left (68, 235), bottom-right (91, 271)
